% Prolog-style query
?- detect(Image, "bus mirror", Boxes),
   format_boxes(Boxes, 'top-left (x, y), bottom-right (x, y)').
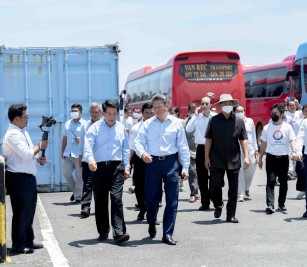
top-left (283, 81), bottom-right (290, 94)
top-left (286, 70), bottom-right (298, 81)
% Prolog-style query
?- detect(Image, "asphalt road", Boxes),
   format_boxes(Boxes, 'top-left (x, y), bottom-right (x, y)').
top-left (3, 165), bottom-right (307, 267)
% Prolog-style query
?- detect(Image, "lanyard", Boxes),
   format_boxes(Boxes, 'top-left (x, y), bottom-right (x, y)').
top-left (69, 121), bottom-right (80, 137)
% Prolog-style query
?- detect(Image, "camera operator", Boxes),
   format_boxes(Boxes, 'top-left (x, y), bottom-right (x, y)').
top-left (3, 104), bottom-right (48, 254)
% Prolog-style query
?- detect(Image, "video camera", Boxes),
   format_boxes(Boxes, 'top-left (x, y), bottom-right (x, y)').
top-left (38, 116), bottom-right (56, 160)
top-left (39, 116), bottom-right (56, 128)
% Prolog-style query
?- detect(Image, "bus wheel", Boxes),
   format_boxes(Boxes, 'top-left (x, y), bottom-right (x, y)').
top-left (256, 124), bottom-right (263, 150)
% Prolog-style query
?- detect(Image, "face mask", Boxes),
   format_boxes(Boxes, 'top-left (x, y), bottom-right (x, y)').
top-left (171, 114), bottom-right (177, 118)
top-left (235, 112), bottom-right (244, 119)
top-left (222, 105), bottom-right (233, 114)
top-left (70, 111), bottom-right (79, 120)
top-left (271, 114), bottom-right (280, 122)
top-left (133, 112), bottom-right (139, 119)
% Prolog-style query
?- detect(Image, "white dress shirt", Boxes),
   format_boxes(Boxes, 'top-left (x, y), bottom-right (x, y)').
top-left (129, 120), bottom-right (144, 151)
top-left (185, 112), bottom-right (213, 144)
top-left (3, 124), bottom-right (38, 174)
top-left (244, 117), bottom-right (258, 153)
top-left (62, 118), bottom-right (87, 158)
top-left (83, 119), bottom-right (130, 170)
top-left (296, 118), bottom-right (307, 154)
top-left (134, 115), bottom-right (190, 173)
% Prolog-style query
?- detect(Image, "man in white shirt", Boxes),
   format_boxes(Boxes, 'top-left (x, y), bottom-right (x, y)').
top-left (295, 105), bottom-right (307, 217)
top-left (134, 94), bottom-right (190, 245)
top-left (186, 96), bottom-right (214, 210)
top-left (293, 105), bottom-right (307, 200)
top-left (3, 104), bottom-right (48, 254)
top-left (234, 105), bottom-right (258, 201)
top-left (258, 103), bottom-right (296, 214)
top-left (78, 102), bottom-right (103, 218)
top-left (129, 103), bottom-right (154, 220)
top-left (285, 98), bottom-right (302, 179)
top-left (184, 103), bottom-right (199, 203)
top-left (61, 103), bottom-right (87, 203)
top-left (83, 100), bottom-right (130, 244)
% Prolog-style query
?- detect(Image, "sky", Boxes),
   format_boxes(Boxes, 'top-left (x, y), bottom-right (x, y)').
top-left (1, 0), bottom-right (307, 91)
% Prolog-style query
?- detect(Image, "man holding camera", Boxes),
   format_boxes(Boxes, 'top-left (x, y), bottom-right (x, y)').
top-left (3, 104), bottom-right (48, 254)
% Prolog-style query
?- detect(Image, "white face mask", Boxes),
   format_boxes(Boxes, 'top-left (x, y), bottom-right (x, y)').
top-left (235, 112), bottom-right (245, 119)
top-left (222, 105), bottom-right (233, 114)
top-left (171, 114), bottom-right (177, 118)
top-left (70, 111), bottom-right (80, 120)
top-left (133, 112), bottom-right (139, 119)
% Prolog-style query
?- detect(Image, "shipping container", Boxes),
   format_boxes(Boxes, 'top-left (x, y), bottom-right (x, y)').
top-left (0, 45), bottom-right (120, 192)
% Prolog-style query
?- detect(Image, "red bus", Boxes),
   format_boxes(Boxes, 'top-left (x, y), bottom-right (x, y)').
top-left (244, 55), bottom-right (296, 146)
top-left (124, 51), bottom-right (246, 118)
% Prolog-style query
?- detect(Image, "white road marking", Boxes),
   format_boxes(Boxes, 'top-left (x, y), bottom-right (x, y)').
top-left (37, 196), bottom-right (70, 267)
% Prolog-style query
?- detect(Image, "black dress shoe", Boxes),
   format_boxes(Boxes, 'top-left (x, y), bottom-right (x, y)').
top-left (137, 211), bottom-right (145, 221)
top-left (114, 233), bottom-right (130, 244)
top-left (214, 203), bottom-right (224, 218)
top-left (12, 247), bottom-right (34, 254)
top-left (148, 224), bottom-right (157, 238)
top-left (162, 235), bottom-right (176, 245)
top-left (98, 233), bottom-right (109, 241)
top-left (226, 217), bottom-right (239, 223)
top-left (70, 194), bottom-right (75, 202)
top-left (81, 207), bottom-right (90, 218)
top-left (29, 243), bottom-right (44, 249)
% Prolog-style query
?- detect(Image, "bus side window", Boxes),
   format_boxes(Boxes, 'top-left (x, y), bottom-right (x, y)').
top-left (141, 75), bottom-right (150, 101)
top-left (150, 72), bottom-right (160, 97)
top-left (250, 70), bottom-right (267, 98)
top-left (283, 81), bottom-right (290, 94)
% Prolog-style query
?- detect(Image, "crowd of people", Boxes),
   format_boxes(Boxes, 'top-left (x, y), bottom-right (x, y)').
top-left (3, 94), bottom-right (307, 253)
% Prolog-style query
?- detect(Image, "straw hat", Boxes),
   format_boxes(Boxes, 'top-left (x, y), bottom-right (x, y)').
top-left (216, 94), bottom-right (239, 106)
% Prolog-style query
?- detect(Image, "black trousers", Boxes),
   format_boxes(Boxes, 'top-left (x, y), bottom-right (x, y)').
top-left (266, 153), bottom-right (289, 208)
top-left (6, 171), bottom-right (37, 249)
top-left (196, 145), bottom-right (211, 208)
top-left (210, 167), bottom-right (240, 218)
top-left (132, 154), bottom-right (146, 213)
top-left (81, 162), bottom-right (93, 209)
top-left (296, 160), bottom-right (305, 192)
top-left (92, 161), bottom-right (126, 239)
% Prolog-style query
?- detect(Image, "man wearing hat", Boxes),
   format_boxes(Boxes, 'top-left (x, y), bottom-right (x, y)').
top-left (205, 94), bottom-right (249, 223)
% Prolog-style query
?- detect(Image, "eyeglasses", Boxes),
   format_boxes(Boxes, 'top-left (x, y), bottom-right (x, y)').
top-left (201, 102), bottom-right (210, 106)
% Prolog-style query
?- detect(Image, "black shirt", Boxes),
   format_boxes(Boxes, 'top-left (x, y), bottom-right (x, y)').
top-left (205, 112), bottom-right (247, 170)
